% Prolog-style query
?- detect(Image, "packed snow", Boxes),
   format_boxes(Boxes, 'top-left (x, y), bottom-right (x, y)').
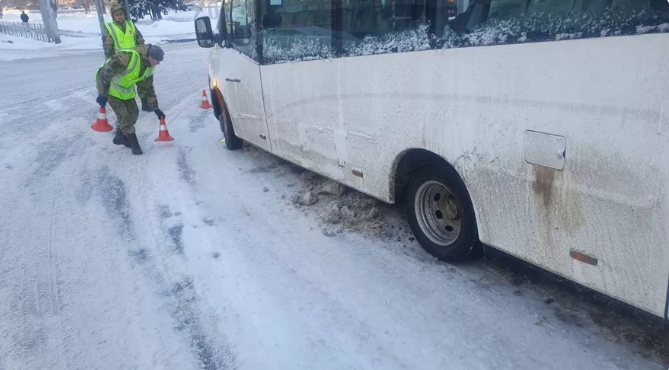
top-left (0, 32), bottom-right (171, 61)
top-left (0, 8), bottom-right (196, 59)
top-left (0, 42), bottom-right (666, 370)
top-left (1, 9), bottom-right (199, 36)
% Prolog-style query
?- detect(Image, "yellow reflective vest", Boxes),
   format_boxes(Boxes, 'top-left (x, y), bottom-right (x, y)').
top-left (105, 21), bottom-right (138, 51)
top-left (97, 50), bottom-right (155, 100)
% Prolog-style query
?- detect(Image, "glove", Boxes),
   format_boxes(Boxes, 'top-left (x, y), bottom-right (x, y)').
top-left (96, 95), bottom-right (107, 107)
top-left (154, 109), bottom-right (165, 119)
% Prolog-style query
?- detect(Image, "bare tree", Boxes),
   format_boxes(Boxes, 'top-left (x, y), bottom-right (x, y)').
top-left (38, 0), bottom-right (60, 43)
top-left (80, 0), bottom-right (91, 13)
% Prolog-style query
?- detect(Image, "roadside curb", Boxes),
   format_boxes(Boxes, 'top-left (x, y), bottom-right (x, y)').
top-left (164, 38), bottom-right (196, 44)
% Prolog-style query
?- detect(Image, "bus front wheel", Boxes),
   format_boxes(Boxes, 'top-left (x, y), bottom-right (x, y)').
top-left (405, 163), bottom-right (481, 262)
top-left (219, 110), bottom-right (243, 150)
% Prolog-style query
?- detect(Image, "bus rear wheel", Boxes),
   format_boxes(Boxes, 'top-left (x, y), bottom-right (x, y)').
top-left (405, 163), bottom-right (480, 262)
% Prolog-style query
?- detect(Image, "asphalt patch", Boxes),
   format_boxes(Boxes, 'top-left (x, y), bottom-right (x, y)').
top-left (189, 114), bottom-right (208, 133)
top-left (159, 204), bottom-right (173, 220)
top-left (177, 149), bottom-right (196, 186)
top-left (168, 224), bottom-right (185, 254)
top-left (170, 277), bottom-right (236, 370)
top-left (33, 138), bottom-right (69, 178)
top-left (97, 167), bottom-right (134, 240)
top-left (128, 248), bottom-right (149, 265)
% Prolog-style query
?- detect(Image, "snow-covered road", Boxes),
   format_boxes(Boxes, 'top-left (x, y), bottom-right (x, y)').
top-left (0, 44), bottom-right (663, 370)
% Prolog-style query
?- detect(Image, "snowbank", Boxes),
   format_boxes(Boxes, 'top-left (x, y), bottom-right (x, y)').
top-left (1, 9), bottom-right (197, 37)
top-left (135, 19), bottom-right (195, 37)
top-left (0, 32), bottom-right (170, 60)
top-left (0, 33), bottom-right (99, 50)
top-left (0, 9), bottom-right (189, 58)
top-left (0, 33), bottom-right (104, 60)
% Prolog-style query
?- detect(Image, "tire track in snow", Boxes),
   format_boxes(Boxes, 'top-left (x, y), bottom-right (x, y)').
top-left (170, 277), bottom-right (236, 370)
top-left (95, 169), bottom-right (236, 369)
top-left (4, 177), bottom-right (67, 369)
top-left (155, 205), bottom-right (236, 369)
top-left (177, 148), bottom-right (197, 187)
top-left (96, 166), bottom-right (135, 241)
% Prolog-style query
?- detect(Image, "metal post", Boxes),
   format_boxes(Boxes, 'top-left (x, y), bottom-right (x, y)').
top-left (94, 0), bottom-right (106, 57)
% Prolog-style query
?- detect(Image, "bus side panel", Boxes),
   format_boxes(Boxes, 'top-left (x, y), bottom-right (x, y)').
top-left (260, 34), bottom-right (669, 316)
top-left (434, 34), bottom-right (669, 317)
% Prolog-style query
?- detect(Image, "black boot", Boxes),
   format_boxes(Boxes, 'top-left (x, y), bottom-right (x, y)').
top-left (112, 129), bottom-right (131, 148)
top-left (126, 133), bottom-right (143, 155)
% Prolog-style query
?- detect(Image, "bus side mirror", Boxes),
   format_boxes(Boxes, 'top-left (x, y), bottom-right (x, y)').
top-left (194, 16), bottom-right (215, 48)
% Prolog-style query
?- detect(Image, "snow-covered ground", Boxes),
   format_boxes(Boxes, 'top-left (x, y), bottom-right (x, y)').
top-left (1, 9), bottom-right (199, 36)
top-left (0, 43), bottom-right (665, 369)
top-left (0, 9), bottom-right (198, 58)
top-left (0, 32), bottom-right (171, 60)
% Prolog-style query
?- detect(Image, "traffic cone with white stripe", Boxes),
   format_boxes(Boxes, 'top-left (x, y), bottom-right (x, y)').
top-left (155, 117), bottom-right (174, 142)
top-left (91, 107), bottom-right (113, 132)
top-left (199, 89), bottom-right (213, 109)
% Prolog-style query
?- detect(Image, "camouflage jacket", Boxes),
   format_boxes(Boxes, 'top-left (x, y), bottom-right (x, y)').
top-left (103, 3), bottom-right (144, 59)
top-left (96, 46), bottom-right (158, 109)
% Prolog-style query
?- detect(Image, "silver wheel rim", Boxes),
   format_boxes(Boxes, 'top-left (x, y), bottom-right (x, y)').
top-left (414, 181), bottom-right (462, 247)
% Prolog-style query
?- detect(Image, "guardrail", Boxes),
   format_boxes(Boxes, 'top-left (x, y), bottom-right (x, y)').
top-left (0, 21), bottom-right (50, 42)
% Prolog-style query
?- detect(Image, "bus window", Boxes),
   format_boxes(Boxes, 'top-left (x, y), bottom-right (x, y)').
top-left (261, 0), bottom-right (335, 63)
top-left (526, 0), bottom-right (575, 16)
top-left (572, 0), bottom-right (610, 12)
top-left (338, 0), bottom-right (434, 56)
top-left (488, 0), bottom-right (528, 19)
top-left (440, 0), bottom-right (669, 48)
top-left (231, 0), bottom-right (260, 60)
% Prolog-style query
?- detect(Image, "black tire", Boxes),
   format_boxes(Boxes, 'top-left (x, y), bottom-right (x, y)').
top-left (219, 109), bottom-right (243, 150)
top-left (210, 88), bottom-right (221, 120)
top-left (405, 163), bottom-right (480, 262)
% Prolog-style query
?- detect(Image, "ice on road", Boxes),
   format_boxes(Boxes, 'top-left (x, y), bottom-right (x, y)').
top-left (0, 44), bottom-right (661, 370)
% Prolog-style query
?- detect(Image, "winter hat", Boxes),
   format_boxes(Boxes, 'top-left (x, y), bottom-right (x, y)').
top-left (147, 44), bottom-right (164, 61)
top-left (110, 3), bottom-right (125, 16)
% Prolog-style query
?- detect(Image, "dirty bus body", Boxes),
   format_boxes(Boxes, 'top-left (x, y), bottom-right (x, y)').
top-left (195, 0), bottom-right (669, 317)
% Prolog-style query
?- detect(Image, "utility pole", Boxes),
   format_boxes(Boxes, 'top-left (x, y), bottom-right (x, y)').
top-left (123, 0), bottom-right (130, 18)
top-left (39, 0), bottom-right (61, 44)
top-left (94, 0), bottom-right (106, 57)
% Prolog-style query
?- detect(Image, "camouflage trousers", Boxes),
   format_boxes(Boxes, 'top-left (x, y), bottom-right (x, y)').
top-left (108, 96), bottom-right (139, 135)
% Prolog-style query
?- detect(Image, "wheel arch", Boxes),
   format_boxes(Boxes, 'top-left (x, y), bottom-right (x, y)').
top-left (210, 85), bottom-right (224, 120)
top-left (393, 148), bottom-right (483, 261)
top-left (210, 85), bottom-right (237, 136)
top-left (390, 149), bottom-right (478, 214)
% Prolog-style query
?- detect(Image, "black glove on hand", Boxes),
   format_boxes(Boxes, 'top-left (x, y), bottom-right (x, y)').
top-left (155, 109), bottom-right (165, 119)
top-left (96, 95), bottom-right (107, 107)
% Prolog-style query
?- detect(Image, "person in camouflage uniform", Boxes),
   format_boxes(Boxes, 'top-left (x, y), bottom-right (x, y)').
top-left (104, 3), bottom-right (153, 111)
top-left (104, 3), bottom-right (144, 59)
top-left (96, 44), bottom-right (165, 155)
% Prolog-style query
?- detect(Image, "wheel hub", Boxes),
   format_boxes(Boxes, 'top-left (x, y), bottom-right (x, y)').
top-left (414, 181), bottom-right (462, 246)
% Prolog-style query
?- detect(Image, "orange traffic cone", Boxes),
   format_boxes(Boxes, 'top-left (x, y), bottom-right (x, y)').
top-left (91, 107), bottom-right (113, 132)
top-left (199, 89), bottom-right (213, 109)
top-left (155, 117), bottom-right (174, 142)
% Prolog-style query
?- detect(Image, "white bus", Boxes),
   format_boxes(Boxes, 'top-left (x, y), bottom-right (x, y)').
top-left (194, 0), bottom-right (669, 318)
